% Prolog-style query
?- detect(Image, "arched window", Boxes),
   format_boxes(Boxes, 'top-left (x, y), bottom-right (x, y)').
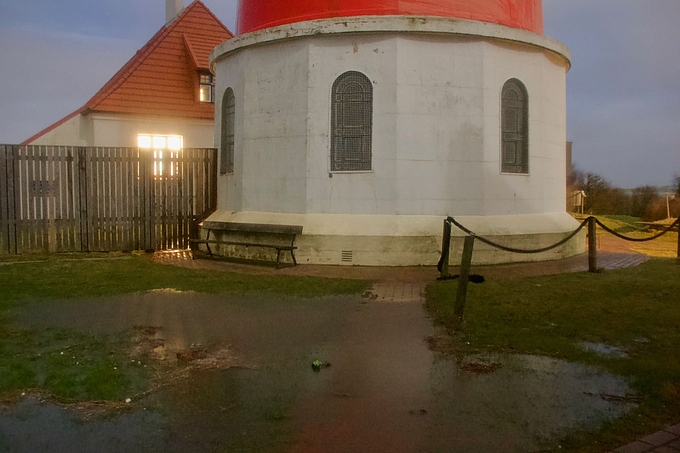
top-left (220, 88), bottom-right (235, 175)
top-left (501, 79), bottom-right (529, 174)
top-left (331, 71), bottom-right (373, 172)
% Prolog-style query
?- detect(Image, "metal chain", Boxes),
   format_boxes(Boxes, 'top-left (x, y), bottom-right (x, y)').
top-left (594, 217), bottom-right (680, 242)
top-left (446, 216), bottom-right (590, 254)
top-left (445, 215), bottom-right (679, 254)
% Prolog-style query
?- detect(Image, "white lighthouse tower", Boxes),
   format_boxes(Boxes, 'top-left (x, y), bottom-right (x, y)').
top-left (206, 0), bottom-right (583, 266)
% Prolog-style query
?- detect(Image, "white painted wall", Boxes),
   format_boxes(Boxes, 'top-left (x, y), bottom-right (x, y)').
top-left (214, 30), bottom-right (568, 218)
top-left (28, 114), bottom-right (90, 146)
top-left (28, 113), bottom-right (214, 148)
top-left (306, 35), bottom-right (398, 215)
top-left (208, 16), bottom-right (579, 265)
top-left (214, 41), bottom-right (310, 214)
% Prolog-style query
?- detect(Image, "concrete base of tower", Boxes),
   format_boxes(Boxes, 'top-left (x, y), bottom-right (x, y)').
top-left (199, 211), bottom-right (585, 266)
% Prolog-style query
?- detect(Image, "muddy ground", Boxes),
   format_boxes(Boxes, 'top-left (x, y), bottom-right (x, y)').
top-left (1, 290), bottom-right (634, 452)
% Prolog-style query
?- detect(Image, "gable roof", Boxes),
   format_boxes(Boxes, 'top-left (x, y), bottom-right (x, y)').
top-left (24, 0), bottom-right (233, 145)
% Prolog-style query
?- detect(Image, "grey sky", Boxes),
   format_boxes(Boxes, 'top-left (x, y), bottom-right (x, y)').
top-left (0, 0), bottom-right (677, 188)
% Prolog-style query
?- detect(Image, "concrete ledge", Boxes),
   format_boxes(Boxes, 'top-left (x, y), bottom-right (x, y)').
top-left (203, 211), bottom-right (585, 266)
top-left (211, 15), bottom-right (570, 69)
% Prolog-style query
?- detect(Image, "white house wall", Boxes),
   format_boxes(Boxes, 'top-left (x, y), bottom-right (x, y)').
top-left (28, 113), bottom-right (214, 148)
top-left (91, 114), bottom-right (214, 148)
top-left (28, 114), bottom-right (91, 146)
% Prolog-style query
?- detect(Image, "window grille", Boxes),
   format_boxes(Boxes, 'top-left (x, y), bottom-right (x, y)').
top-left (137, 134), bottom-right (182, 179)
top-left (501, 79), bottom-right (529, 174)
top-left (220, 88), bottom-right (235, 175)
top-left (200, 73), bottom-right (215, 103)
top-left (331, 71), bottom-right (373, 172)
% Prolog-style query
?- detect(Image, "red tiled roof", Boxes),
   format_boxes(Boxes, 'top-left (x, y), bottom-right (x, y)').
top-left (24, 0), bottom-right (233, 144)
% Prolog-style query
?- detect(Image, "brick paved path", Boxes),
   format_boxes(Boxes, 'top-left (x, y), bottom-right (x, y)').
top-left (613, 424), bottom-right (680, 453)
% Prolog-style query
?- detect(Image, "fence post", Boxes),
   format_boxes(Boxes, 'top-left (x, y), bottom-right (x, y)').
top-left (454, 235), bottom-right (475, 327)
top-left (439, 218), bottom-right (452, 278)
top-left (588, 216), bottom-right (597, 273)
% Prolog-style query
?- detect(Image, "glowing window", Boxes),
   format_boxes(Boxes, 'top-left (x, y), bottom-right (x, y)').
top-left (153, 136), bottom-right (166, 149)
top-left (167, 136), bottom-right (182, 150)
top-left (200, 73), bottom-right (215, 103)
top-left (137, 135), bottom-right (152, 148)
top-left (137, 134), bottom-right (183, 177)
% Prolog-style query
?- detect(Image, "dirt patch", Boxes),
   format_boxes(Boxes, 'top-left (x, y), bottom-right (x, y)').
top-left (426, 334), bottom-right (457, 356)
top-left (129, 326), bottom-right (245, 388)
top-left (461, 361), bottom-right (503, 374)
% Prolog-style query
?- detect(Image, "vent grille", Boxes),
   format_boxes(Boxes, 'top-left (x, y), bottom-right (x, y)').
top-left (341, 250), bottom-right (353, 263)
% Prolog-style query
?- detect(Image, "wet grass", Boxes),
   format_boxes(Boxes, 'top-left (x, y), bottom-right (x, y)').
top-left (426, 258), bottom-right (680, 452)
top-left (0, 327), bottom-right (151, 402)
top-left (0, 253), bottom-right (369, 403)
top-left (0, 253), bottom-right (369, 310)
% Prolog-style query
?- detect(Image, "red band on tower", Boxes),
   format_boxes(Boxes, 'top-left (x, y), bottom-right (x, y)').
top-left (237, 0), bottom-right (543, 36)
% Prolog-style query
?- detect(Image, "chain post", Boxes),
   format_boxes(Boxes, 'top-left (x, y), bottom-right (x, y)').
top-left (588, 216), bottom-right (597, 273)
top-left (676, 221), bottom-right (679, 264)
top-left (439, 218), bottom-right (452, 278)
top-left (454, 235), bottom-right (475, 327)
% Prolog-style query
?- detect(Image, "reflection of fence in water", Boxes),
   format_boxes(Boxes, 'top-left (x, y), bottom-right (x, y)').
top-left (0, 145), bottom-right (217, 254)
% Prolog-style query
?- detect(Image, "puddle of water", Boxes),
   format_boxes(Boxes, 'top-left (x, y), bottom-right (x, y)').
top-left (0, 397), bottom-right (164, 453)
top-left (425, 353), bottom-right (633, 452)
top-left (579, 342), bottom-right (629, 358)
top-left (5, 292), bottom-right (635, 452)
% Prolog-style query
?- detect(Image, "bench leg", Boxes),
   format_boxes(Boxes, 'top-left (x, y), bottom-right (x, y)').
top-left (205, 229), bottom-right (213, 257)
top-left (275, 249), bottom-right (283, 269)
top-left (289, 236), bottom-right (297, 267)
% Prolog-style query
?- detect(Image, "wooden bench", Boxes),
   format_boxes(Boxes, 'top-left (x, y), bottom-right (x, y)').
top-left (190, 221), bottom-right (303, 268)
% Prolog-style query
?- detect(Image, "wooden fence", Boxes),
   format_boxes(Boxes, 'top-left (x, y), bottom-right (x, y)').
top-left (0, 145), bottom-right (217, 254)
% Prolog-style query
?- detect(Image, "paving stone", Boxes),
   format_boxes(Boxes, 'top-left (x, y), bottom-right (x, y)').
top-left (650, 447), bottom-right (679, 453)
top-left (665, 425), bottom-right (680, 436)
top-left (641, 431), bottom-right (678, 447)
top-left (368, 282), bottom-right (426, 303)
top-left (614, 441), bottom-right (654, 453)
top-left (667, 440), bottom-right (680, 450)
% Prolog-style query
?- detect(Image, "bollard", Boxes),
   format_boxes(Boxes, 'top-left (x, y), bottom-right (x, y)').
top-left (454, 236), bottom-right (475, 326)
top-left (439, 219), bottom-right (452, 278)
top-left (588, 216), bottom-right (597, 273)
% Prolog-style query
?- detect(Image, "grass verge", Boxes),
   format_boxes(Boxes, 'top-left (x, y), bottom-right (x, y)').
top-left (0, 327), bottom-right (151, 402)
top-left (0, 253), bottom-right (369, 310)
top-left (426, 258), bottom-right (680, 452)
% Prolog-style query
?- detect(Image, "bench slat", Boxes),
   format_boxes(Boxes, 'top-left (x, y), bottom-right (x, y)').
top-left (190, 239), bottom-right (296, 250)
top-left (201, 221), bottom-right (302, 235)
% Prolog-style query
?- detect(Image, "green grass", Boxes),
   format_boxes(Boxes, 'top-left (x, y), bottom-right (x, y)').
top-left (0, 253), bottom-right (369, 310)
top-left (0, 253), bottom-right (369, 403)
top-left (598, 215), bottom-right (646, 234)
top-left (0, 327), bottom-right (151, 401)
top-left (426, 258), bottom-right (680, 452)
